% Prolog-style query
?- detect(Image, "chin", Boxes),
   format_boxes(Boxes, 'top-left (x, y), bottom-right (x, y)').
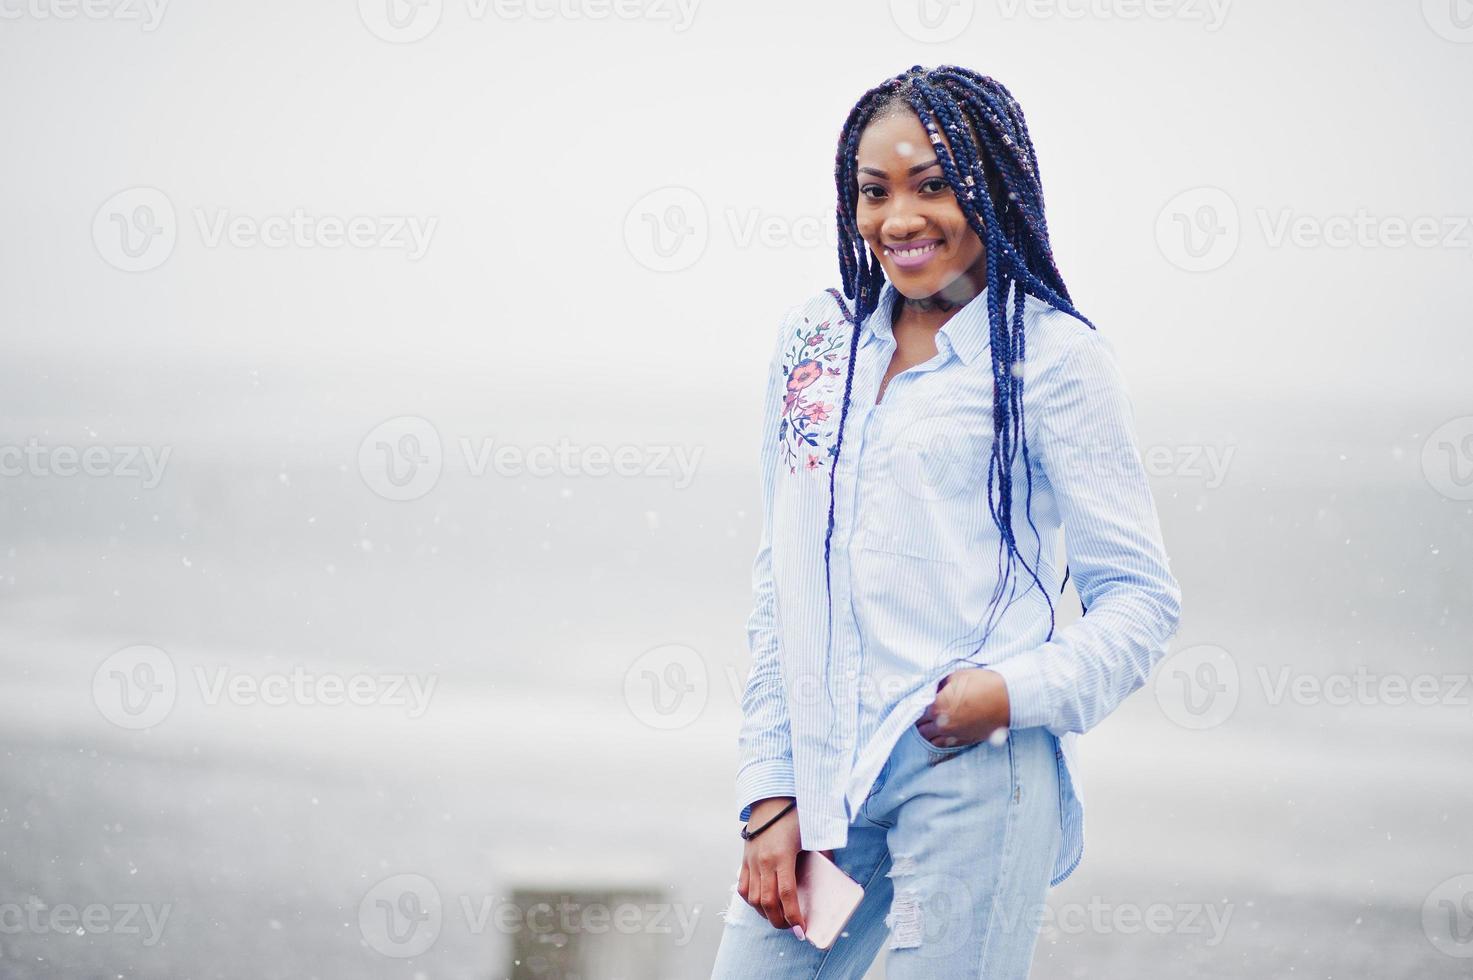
top-left (885, 266), bottom-right (959, 300)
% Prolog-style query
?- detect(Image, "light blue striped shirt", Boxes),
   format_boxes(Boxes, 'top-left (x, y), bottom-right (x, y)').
top-left (735, 280), bottom-right (1182, 887)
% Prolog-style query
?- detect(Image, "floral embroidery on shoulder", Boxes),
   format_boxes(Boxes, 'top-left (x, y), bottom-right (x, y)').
top-left (777, 305), bottom-right (851, 475)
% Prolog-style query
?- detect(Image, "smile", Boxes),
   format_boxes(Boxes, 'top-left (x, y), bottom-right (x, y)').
top-left (882, 239), bottom-right (942, 269)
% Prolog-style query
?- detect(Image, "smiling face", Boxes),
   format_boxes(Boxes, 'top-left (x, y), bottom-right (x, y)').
top-left (853, 109), bottom-right (988, 303)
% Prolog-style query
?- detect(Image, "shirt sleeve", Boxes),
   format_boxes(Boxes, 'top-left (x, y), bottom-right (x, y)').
top-left (734, 305), bottom-right (800, 822)
top-left (989, 326), bottom-right (1183, 735)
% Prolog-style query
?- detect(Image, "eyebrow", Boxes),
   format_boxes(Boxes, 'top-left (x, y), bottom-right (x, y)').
top-left (857, 159), bottom-right (940, 179)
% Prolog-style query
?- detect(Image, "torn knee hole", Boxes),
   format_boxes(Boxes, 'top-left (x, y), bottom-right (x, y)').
top-left (884, 887), bottom-right (924, 949)
top-left (719, 881), bottom-right (749, 925)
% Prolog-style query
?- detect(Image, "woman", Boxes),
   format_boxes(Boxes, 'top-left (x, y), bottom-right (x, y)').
top-left (709, 65), bottom-right (1182, 978)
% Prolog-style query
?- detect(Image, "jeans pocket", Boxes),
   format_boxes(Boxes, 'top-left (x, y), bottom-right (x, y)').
top-left (904, 721), bottom-right (980, 760)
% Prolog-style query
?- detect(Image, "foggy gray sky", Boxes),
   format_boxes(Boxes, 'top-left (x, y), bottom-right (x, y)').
top-left (2, 0), bottom-right (1469, 466)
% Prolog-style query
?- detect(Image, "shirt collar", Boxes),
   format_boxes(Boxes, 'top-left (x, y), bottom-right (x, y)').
top-left (862, 279), bottom-right (993, 367)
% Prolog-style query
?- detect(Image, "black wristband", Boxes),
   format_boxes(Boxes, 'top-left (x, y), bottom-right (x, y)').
top-left (740, 800), bottom-right (796, 840)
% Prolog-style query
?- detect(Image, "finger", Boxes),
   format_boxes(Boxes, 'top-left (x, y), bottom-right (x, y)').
top-left (777, 856), bottom-right (804, 931)
top-left (737, 859), bottom-right (750, 904)
top-left (746, 856), bottom-right (765, 910)
top-left (759, 867), bottom-right (789, 929)
top-left (917, 721), bottom-right (966, 747)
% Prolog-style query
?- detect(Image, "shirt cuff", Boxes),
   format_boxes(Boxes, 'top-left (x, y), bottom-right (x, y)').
top-left (988, 655), bottom-right (1054, 732)
top-left (736, 759), bottom-right (797, 823)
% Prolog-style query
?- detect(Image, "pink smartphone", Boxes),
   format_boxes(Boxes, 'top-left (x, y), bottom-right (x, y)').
top-left (794, 849), bottom-right (865, 950)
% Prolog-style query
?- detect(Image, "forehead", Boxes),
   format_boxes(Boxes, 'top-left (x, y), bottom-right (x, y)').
top-left (855, 110), bottom-right (950, 163)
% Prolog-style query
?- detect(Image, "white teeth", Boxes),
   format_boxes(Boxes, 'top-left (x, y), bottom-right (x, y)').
top-left (888, 242), bottom-right (939, 257)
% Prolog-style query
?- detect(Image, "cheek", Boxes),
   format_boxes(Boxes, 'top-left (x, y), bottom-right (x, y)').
top-left (951, 228), bottom-right (983, 262)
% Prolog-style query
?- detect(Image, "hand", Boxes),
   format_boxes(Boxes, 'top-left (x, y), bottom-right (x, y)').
top-left (737, 798), bottom-right (833, 933)
top-left (915, 668), bottom-right (1011, 749)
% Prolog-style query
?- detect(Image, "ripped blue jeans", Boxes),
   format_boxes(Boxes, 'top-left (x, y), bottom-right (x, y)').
top-left (710, 724), bottom-right (1061, 979)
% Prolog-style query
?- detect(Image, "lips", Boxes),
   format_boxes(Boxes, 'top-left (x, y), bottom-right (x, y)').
top-left (882, 238), bottom-right (943, 270)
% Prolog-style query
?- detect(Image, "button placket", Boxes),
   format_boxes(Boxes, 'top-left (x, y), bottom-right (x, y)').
top-left (831, 344), bottom-right (883, 752)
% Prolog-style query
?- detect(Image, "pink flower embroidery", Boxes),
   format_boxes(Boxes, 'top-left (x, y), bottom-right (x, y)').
top-left (784, 358), bottom-right (823, 403)
top-left (777, 309), bottom-right (852, 475)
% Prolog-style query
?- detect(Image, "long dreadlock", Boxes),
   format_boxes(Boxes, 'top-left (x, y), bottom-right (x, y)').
top-left (822, 66), bottom-right (1096, 703)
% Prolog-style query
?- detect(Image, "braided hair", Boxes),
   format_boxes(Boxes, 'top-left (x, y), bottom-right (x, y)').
top-left (824, 65), bottom-right (1096, 681)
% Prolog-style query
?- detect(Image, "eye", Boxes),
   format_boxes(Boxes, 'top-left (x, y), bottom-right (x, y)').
top-left (920, 177), bottom-right (950, 194)
top-left (859, 185), bottom-right (887, 201)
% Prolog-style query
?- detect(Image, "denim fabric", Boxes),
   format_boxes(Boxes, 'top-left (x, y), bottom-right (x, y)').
top-left (713, 724), bottom-right (1062, 979)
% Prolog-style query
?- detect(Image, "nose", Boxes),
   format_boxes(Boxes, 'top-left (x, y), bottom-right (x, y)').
top-left (881, 199), bottom-right (927, 241)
